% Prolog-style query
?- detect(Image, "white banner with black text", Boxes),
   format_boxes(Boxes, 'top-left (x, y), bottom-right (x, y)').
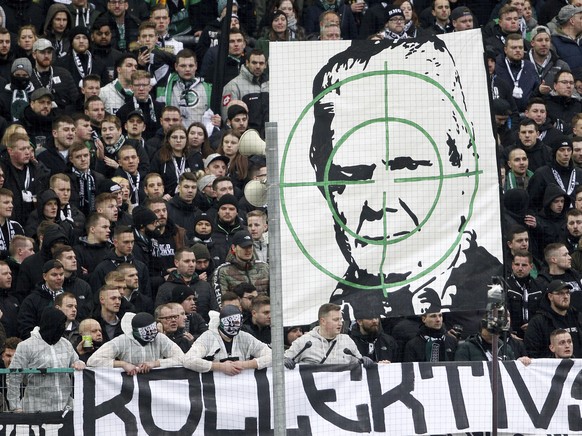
top-left (74, 360), bottom-right (582, 435)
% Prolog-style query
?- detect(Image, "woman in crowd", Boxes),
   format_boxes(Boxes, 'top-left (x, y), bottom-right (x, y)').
top-left (216, 130), bottom-right (248, 190)
top-left (151, 125), bottom-right (199, 196)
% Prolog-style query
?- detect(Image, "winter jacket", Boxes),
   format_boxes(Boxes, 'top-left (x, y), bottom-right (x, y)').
top-left (211, 252), bottom-right (269, 304)
top-left (544, 94), bottom-right (582, 131)
top-left (528, 161), bottom-right (582, 211)
top-left (403, 325), bottom-right (457, 362)
top-left (349, 323), bottom-right (399, 362)
top-left (167, 195), bottom-right (200, 239)
top-left (552, 31), bottom-right (582, 71)
top-left (495, 55), bottom-right (539, 112)
top-left (63, 274), bottom-right (93, 320)
top-left (535, 183), bottom-right (570, 249)
top-left (454, 333), bottom-right (527, 361)
top-left (73, 237), bottom-right (112, 280)
top-left (18, 283), bottom-right (60, 339)
top-left (524, 293), bottom-right (582, 357)
top-left (505, 273), bottom-right (544, 338)
top-left (221, 65), bottom-right (269, 134)
top-left (156, 271), bottom-right (218, 323)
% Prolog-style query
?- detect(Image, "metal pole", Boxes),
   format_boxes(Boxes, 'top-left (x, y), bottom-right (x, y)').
top-left (491, 334), bottom-right (498, 436)
top-left (266, 121), bottom-right (285, 436)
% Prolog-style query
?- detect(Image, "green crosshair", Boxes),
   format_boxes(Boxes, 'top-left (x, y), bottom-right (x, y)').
top-left (280, 62), bottom-right (483, 293)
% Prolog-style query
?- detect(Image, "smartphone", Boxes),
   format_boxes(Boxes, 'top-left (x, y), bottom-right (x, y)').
top-left (139, 45), bottom-right (150, 55)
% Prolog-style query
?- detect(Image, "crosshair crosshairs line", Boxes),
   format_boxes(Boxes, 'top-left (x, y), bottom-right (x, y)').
top-left (394, 170), bottom-right (483, 183)
top-left (380, 191), bottom-right (388, 291)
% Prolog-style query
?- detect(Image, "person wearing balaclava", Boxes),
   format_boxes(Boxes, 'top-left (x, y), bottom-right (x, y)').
top-left (0, 58), bottom-right (35, 122)
top-left (7, 307), bottom-right (84, 412)
top-left (87, 312), bottom-right (183, 375)
top-left (184, 305), bottom-right (272, 375)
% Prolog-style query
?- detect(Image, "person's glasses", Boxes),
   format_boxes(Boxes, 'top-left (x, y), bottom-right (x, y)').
top-left (389, 17), bottom-right (405, 22)
top-left (558, 80), bottom-right (575, 85)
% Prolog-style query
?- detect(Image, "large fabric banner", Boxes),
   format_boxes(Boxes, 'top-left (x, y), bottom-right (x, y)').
top-left (270, 31), bottom-right (502, 325)
top-left (75, 360), bottom-right (582, 435)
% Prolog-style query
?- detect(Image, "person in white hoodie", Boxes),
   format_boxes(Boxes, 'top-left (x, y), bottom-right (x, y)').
top-left (87, 312), bottom-right (183, 375)
top-left (184, 306), bottom-right (271, 376)
top-left (7, 307), bottom-right (85, 412)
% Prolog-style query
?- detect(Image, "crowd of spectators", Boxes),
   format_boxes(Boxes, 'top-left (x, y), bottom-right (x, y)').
top-left (0, 0), bottom-right (579, 415)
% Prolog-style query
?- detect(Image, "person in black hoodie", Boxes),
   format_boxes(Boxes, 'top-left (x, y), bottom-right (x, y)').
top-left (537, 242), bottom-right (582, 310)
top-left (167, 172), bottom-right (200, 239)
top-left (525, 279), bottom-right (582, 357)
top-left (349, 313), bottom-right (399, 363)
top-left (403, 311), bottom-right (457, 362)
top-left (156, 248), bottom-right (218, 322)
top-left (535, 184), bottom-right (570, 250)
top-left (74, 213), bottom-right (112, 280)
top-left (15, 224), bottom-right (68, 303)
top-left (90, 225), bottom-right (151, 298)
top-left (504, 118), bottom-right (552, 173)
top-left (23, 189), bottom-right (75, 243)
top-left (37, 116), bottom-right (76, 176)
top-left (528, 136), bottom-right (582, 211)
top-left (18, 259), bottom-right (65, 339)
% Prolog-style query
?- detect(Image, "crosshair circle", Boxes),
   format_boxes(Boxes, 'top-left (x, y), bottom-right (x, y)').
top-left (280, 68), bottom-right (480, 291)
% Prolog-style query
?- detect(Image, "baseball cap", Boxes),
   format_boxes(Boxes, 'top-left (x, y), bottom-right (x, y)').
top-left (31, 88), bottom-right (53, 101)
top-left (547, 280), bottom-right (573, 294)
top-left (33, 38), bottom-right (54, 52)
top-left (203, 153), bottom-right (229, 168)
top-left (557, 5), bottom-right (582, 24)
top-left (232, 230), bottom-right (253, 247)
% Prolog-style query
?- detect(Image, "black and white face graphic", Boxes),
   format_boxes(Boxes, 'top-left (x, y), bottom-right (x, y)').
top-left (309, 38), bottom-right (477, 283)
top-left (276, 33), bottom-right (502, 321)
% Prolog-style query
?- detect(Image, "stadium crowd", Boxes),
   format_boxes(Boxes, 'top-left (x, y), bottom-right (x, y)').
top-left (0, 0), bottom-right (579, 414)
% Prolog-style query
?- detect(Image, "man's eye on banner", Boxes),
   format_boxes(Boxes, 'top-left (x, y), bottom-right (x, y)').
top-left (276, 33), bottom-right (503, 324)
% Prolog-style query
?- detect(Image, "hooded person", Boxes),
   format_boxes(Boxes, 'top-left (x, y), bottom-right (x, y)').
top-left (15, 224), bottom-right (69, 302)
top-left (7, 307), bottom-right (84, 413)
top-left (192, 242), bottom-right (216, 280)
top-left (24, 189), bottom-right (74, 242)
top-left (536, 184), bottom-right (570, 249)
top-left (0, 58), bottom-right (35, 122)
top-left (43, 4), bottom-right (73, 58)
top-left (184, 306), bottom-right (272, 374)
top-left (87, 312), bottom-right (183, 374)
